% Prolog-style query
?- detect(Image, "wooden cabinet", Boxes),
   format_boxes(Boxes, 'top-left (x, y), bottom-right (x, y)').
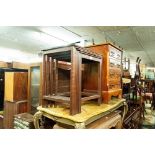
top-left (3, 71), bottom-right (28, 129)
top-left (3, 100), bottom-right (28, 129)
top-left (5, 72), bottom-right (28, 102)
top-left (85, 43), bottom-right (123, 103)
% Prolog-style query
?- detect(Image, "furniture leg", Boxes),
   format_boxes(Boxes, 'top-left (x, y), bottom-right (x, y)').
top-left (33, 111), bottom-right (43, 129)
top-left (70, 48), bottom-right (81, 115)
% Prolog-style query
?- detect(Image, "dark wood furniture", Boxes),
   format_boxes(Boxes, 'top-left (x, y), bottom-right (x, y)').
top-left (85, 43), bottom-right (123, 103)
top-left (123, 57), bottom-right (144, 129)
top-left (141, 79), bottom-right (155, 110)
top-left (3, 100), bottom-right (28, 129)
top-left (141, 79), bottom-right (154, 93)
top-left (0, 68), bottom-right (28, 111)
top-left (14, 113), bottom-right (35, 129)
top-left (123, 105), bottom-right (142, 129)
top-left (3, 70), bottom-right (28, 129)
top-left (42, 45), bottom-right (102, 115)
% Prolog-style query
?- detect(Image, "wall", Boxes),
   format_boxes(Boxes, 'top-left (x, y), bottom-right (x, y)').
top-left (0, 47), bottom-right (42, 64)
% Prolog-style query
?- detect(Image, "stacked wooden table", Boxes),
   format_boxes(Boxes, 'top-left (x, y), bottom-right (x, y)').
top-left (34, 99), bottom-right (127, 129)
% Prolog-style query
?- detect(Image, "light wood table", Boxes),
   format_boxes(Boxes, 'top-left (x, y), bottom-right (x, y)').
top-left (34, 99), bottom-right (127, 129)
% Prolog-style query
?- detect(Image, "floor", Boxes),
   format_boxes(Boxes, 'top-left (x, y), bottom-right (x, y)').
top-left (141, 103), bottom-right (155, 129)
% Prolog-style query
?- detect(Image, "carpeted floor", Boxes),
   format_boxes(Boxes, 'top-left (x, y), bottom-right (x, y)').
top-left (141, 103), bottom-right (155, 129)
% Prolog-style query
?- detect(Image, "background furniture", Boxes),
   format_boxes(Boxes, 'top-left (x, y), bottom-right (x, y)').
top-left (85, 43), bottom-right (123, 103)
top-left (0, 68), bottom-right (28, 111)
top-left (123, 57), bottom-right (144, 128)
top-left (141, 79), bottom-right (154, 93)
top-left (5, 72), bottom-right (28, 102)
top-left (14, 113), bottom-right (35, 129)
top-left (3, 70), bottom-right (28, 129)
top-left (3, 100), bottom-right (28, 129)
top-left (42, 45), bottom-right (102, 115)
top-left (28, 63), bottom-right (42, 114)
top-left (123, 105), bottom-right (142, 129)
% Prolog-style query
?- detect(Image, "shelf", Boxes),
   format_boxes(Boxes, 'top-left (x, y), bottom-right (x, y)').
top-left (43, 95), bottom-right (70, 103)
top-left (43, 93), bottom-right (100, 104)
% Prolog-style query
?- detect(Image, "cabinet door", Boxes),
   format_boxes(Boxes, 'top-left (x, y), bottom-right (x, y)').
top-left (30, 66), bottom-right (40, 113)
top-left (14, 72), bottom-right (28, 101)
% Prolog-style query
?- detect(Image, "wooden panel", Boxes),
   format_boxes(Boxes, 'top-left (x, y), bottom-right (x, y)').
top-left (86, 111), bottom-right (122, 129)
top-left (58, 69), bottom-right (70, 93)
top-left (5, 72), bottom-right (14, 102)
top-left (82, 63), bottom-right (98, 90)
top-left (5, 72), bottom-right (28, 102)
top-left (86, 44), bottom-right (109, 90)
top-left (43, 95), bottom-right (70, 103)
top-left (86, 43), bottom-right (123, 102)
top-left (14, 72), bottom-right (28, 101)
top-left (3, 101), bottom-right (28, 129)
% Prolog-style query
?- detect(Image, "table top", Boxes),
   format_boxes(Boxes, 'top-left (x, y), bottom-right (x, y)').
top-left (37, 99), bottom-right (125, 123)
top-left (0, 111), bottom-right (3, 115)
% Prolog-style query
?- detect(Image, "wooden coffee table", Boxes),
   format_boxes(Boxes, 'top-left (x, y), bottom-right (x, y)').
top-left (34, 99), bottom-right (127, 129)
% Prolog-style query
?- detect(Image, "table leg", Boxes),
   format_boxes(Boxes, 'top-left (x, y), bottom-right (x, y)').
top-left (33, 111), bottom-right (43, 129)
top-left (122, 101), bottom-right (128, 122)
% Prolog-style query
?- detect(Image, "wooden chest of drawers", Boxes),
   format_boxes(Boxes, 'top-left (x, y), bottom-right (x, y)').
top-left (85, 43), bottom-right (123, 103)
